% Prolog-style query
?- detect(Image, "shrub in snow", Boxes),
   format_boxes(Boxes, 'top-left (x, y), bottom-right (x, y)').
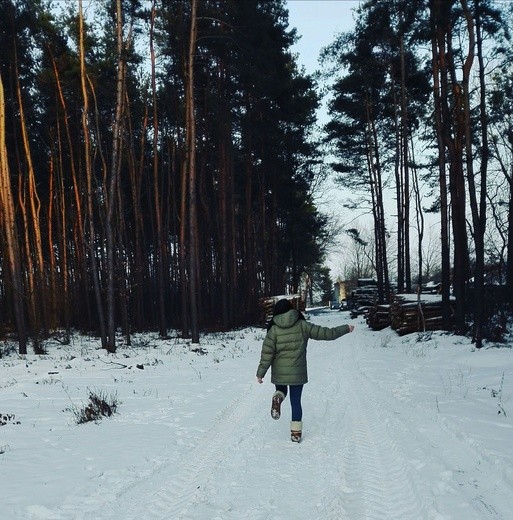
top-left (1, 413), bottom-right (20, 426)
top-left (67, 390), bottom-right (120, 424)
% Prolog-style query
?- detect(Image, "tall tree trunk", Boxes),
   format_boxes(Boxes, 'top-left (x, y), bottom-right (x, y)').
top-left (219, 139), bottom-right (230, 329)
top-left (436, 0), bottom-right (468, 333)
top-left (167, 137), bottom-right (180, 327)
top-left (260, 144), bottom-right (270, 296)
top-left (463, 0), bottom-right (486, 348)
top-left (443, 4), bottom-right (469, 334)
top-left (185, 0), bottom-right (200, 343)
top-left (79, 0), bottom-right (106, 349)
top-left (14, 53), bottom-right (47, 338)
top-left (411, 139), bottom-right (425, 289)
top-left (392, 78), bottom-right (404, 294)
top-left (125, 95), bottom-right (146, 329)
top-left (54, 121), bottom-right (71, 336)
top-left (47, 149), bottom-right (58, 330)
top-left (150, 0), bottom-right (167, 337)
top-left (105, 0), bottom-right (129, 352)
top-left (507, 187), bottom-right (513, 308)
top-left (50, 52), bottom-right (89, 330)
top-left (430, 0), bottom-right (454, 330)
top-left (116, 165), bottom-right (130, 345)
top-left (243, 126), bottom-right (257, 319)
top-left (366, 95), bottom-right (390, 304)
top-left (179, 151), bottom-right (190, 337)
top-left (0, 74), bottom-right (27, 354)
top-left (399, 24), bottom-right (412, 293)
top-left (17, 175), bottom-right (37, 336)
top-left (449, 82), bottom-right (469, 334)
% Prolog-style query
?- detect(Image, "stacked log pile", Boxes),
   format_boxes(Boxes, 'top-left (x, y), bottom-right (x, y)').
top-left (366, 295), bottom-right (453, 335)
top-left (366, 304), bottom-right (391, 330)
top-left (390, 295), bottom-right (453, 336)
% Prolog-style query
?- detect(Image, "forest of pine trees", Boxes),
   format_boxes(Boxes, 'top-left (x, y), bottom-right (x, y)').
top-left (1, 0), bottom-right (513, 353)
top-left (324, 0), bottom-right (513, 348)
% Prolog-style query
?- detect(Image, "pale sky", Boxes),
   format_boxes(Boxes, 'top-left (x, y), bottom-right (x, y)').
top-left (285, 0), bottom-right (361, 128)
top-left (286, 1), bottom-right (441, 279)
top-left (285, 1), bottom-right (366, 277)
top-left (286, 0), bottom-right (361, 73)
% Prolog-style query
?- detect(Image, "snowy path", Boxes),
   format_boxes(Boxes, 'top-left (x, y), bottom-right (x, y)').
top-left (59, 311), bottom-right (511, 520)
top-left (4, 310), bottom-right (512, 519)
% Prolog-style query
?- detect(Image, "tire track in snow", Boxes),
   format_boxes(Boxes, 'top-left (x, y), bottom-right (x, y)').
top-left (340, 390), bottom-right (425, 519)
top-left (331, 363), bottom-right (425, 520)
top-left (64, 313), bottom-right (510, 519)
top-left (347, 342), bottom-right (510, 519)
top-left (182, 353), bottom-right (355, 520)
top-left (81, 381), bottom-right (264, 520)
top-left (304, 362), bottom-right (354, 520)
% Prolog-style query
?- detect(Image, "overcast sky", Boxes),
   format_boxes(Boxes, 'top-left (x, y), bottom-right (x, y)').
top-left (285, 1), bottom-right (366, 276)
top-left (286, 0), bottom-right (361, 73)
top-left (285, 1), bottom-right (443, 278)
top-left (285, 0), bottom-right (361, 128)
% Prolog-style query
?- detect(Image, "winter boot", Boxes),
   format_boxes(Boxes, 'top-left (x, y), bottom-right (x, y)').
top-left (271, 391), bottom-right (285, 420)
top-left (290, 421), bottom-right (303, 443)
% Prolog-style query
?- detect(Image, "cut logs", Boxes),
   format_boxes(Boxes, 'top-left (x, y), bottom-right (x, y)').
top-left (366, 295), bottom-right (454, 335)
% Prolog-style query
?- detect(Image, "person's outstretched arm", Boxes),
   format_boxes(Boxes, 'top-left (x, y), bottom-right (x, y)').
top-left (304, 322), bottom-right (354, 341)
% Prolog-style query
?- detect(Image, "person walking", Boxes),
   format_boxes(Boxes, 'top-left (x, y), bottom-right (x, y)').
top-left (256, 298), bottom-right (354, 442)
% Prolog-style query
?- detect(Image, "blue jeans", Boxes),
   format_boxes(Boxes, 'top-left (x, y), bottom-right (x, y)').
top-left (275, 384), bottom-right (303, 421)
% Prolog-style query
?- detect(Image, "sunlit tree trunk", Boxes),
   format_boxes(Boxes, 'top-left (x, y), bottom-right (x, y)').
top-left (50, 52), bottom-right (89, 330)
top-left (53, 120), bottom-right (71, 336)
top-left (79, 0), bottom-right (106, 349)
top-left (0, 74), bottom-right (27, 354)
top-left (507, 188), bottom-right (513, 308)
top-left (47, 149), bottom-right (58, 330)
top-left (17, 175), bottom-right (36, 334)
top-left (14, 52), bottom-right (47, 337)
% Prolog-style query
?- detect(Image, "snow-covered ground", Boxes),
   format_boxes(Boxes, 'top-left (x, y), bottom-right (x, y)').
top-left (1, 309), bottom-right (512, 519)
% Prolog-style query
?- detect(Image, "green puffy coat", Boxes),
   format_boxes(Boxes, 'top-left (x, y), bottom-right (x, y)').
top-left (256, 309), bottom-right (351, 385)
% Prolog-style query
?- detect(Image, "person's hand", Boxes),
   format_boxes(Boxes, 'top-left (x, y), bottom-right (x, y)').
top-left (257, 377), bottom-right (264, 384)
top-left (348, 325), bottom-right (354, 333)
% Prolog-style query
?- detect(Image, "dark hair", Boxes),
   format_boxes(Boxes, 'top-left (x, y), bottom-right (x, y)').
top-left (273, 299), bottom-right (293, 316)
top-left (266, 299), bottom-right (305, 330)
